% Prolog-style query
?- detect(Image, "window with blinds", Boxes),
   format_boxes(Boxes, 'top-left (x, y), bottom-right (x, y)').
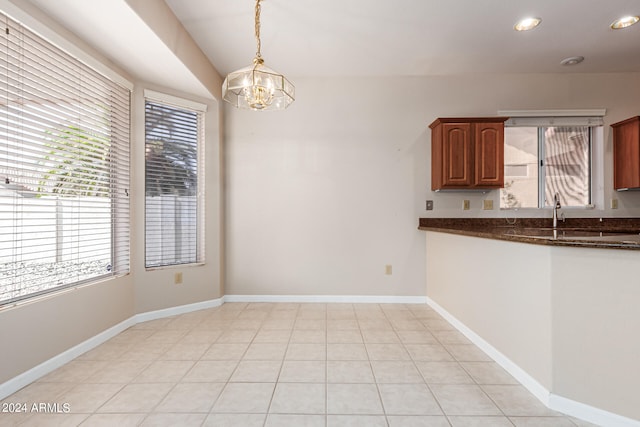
top-left (145, 98), bottom-right (203, 268)
top-left (0, 13), bottom-right (131, 306)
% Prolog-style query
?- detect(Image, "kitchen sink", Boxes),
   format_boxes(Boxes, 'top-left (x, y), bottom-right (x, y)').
top-left (507, 229), bottom-right (640, 244)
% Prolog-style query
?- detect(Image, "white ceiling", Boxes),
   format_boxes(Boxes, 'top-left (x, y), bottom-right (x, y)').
top-left (166, 0), bottom-right (640, 76)
top-left (18, 0), bottom-right (640, 96)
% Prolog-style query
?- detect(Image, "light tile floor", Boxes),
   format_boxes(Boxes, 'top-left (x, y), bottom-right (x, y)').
top-left (1, 303), bottom-right (600, 426)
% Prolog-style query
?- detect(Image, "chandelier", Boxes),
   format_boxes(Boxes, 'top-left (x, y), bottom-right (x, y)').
top-left (222, 0), bottom-right (295, 111)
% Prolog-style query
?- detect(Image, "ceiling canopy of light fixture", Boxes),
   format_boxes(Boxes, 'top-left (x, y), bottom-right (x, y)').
top-left (222, 0), bottom-right (295, 111)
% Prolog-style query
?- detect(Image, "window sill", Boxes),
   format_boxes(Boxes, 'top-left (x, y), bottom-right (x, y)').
top-left (145, 262), bottom-right (206, 272)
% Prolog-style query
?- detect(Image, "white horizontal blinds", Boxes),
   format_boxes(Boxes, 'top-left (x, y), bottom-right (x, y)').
top-left (145, 99), bottom-right (202, 268)
top-left (0, 13), bottom-right (130, 305)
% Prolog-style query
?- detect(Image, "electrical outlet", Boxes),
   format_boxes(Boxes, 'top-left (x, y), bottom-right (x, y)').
top-left (385, 265), bottom-right (392, 275)
top-left (174, 272), bottom-right (183, 285)
top-left (611, 199), bottom-right (618, 209)
top-left (462, 200), bottom-right (470, 210)
top-left (483, 199), bottom-right (493, 210)
top-left (426, 200), bottom-right (434, 210)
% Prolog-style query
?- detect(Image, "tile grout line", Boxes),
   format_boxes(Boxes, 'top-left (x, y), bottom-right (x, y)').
top-left (414, 308), bottom-right (519, 425)
top-left (414, 310), bottom-right (460, 427)
top-left (325, 303), bottom-right (329, 427)
top-left (396, 304), bottom-right (451, 424)
top-left (372, 303), bottom-right (393, 425)
top-left (205, 304), bottom-right (248, 424)
top-left (259, 303), bottom-right (277, 427)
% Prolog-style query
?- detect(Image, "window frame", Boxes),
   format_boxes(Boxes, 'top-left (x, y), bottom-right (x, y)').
top-left (143, 90), bottom-right (206, 270)
top-left (536, 126), bottom-right (593, 208)
top-left (498, 110), bottom-right (605, 211)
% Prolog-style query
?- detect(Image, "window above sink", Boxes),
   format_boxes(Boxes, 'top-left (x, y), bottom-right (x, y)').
top-left (497, 110), bottom-right (606, 210)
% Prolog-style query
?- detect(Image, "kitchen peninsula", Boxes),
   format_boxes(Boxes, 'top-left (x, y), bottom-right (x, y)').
top-left (421, 217), bottom-right (640, 425)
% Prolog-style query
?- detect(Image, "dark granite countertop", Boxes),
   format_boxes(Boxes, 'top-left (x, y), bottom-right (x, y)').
top-left (418, 217), bottom-right (640, 250)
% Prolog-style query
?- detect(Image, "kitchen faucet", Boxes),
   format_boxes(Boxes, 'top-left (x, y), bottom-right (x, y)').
top-left (552, 193), bottom-right (563, 229)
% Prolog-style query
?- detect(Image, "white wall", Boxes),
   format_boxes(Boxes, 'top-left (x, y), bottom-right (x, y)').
top-left (224, 73), bottom-right (640, 297)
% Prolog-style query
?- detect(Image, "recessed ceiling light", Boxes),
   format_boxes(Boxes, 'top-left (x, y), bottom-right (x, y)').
top-left (610, 15), bottom-right (639, 29)
top-left (514, 17), bottom-right (542, 31)
top-left (560, 56), bottom-right (584, 66)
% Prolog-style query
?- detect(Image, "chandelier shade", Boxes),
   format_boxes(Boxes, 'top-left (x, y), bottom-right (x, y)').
top-left (222, 0), bottom-right (295, 111)
top-left (222, 60), bottom-right (295, 111)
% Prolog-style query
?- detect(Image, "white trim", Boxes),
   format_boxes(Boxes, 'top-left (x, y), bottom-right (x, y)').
top-left (0, 0), bottom-right (133, 90)
top-left (498, 109), bottom-right (606, 117)
top-left (504, 117), bottom-right (604, 127)
top-left (499, 109), bottom-right (606, 127)
top-left (549, 394), bottom-right (640, 427)
top-left (426, 296), bottom-right (640, 427)
top-left (0, 297), bottom-right (223, 400)
top-left (144, 89), bottom-right (208, 112)
top-left (425, 297), bottom-right (550, 403)
top-left (223, 295), bottom-right (428, 304)
top-left (0, 317), bottom-right (135, 400)
top-left (135, 297), bottom-right (224, 323)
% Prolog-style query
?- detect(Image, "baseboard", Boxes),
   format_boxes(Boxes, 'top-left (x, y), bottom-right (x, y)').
top-left (0, 296), bottom-right (224, 401)
top-left (549, 394), bottom-right (640, 427)
top-left (135, 297), bottom-right (224, 323)
top-left (425, 296), bottom-right (550, 404)
top-left (426, 296), bottom-right (639, 427)
top-left (0, 316), bottom-right (135, 401)
top-left (224, 294), bottom-right (428, 304)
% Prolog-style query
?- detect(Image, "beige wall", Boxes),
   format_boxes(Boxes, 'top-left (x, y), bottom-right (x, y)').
top-left (224, 73), bottom-right (640, 298)
top-left (0, 0), bottom-right (224, 387)
top-left (131, 83), bottom-right (224, 314)
top-left (0, 2), bottom-right (138, 387)
top-left (125, 0), bottom-right (225, 312)
top-left (124, 0), bottom-right (223, 100)
top-left (425, 231), bottom-right (640, 421)
top-left (0, 92), bottom-right (224, 379)
top-left (2, 0), bottom-right (640, 414)
top-left (551, 247), bottom-right (640, 421)
top-left (0, 277), bottom-right (134, 384)
top-left (425, 231), bottom-right (554, 389)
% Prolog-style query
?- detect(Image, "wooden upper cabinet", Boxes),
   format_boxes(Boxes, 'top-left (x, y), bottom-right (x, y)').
top-left (430, 117), bottom-right (508, 191)
top-left (442, 123), bottom-right (472, 186)
top-left (474, 122), bottom-right (504, 187)
top-left (612, 116), bottom-right (640, 190)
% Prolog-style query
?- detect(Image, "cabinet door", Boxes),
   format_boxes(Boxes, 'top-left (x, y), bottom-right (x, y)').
top-left (613, 118), bottom-right (640, 190)
top-left (474, 122), bottom-right (504, 187)
top-left (442, 123), bottom-right (472, 187)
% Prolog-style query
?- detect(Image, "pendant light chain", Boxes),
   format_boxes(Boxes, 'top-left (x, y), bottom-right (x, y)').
top-left (254, 0), bottom-right (263, 64)
top-left (221, 0), bottom-right (294, 110)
